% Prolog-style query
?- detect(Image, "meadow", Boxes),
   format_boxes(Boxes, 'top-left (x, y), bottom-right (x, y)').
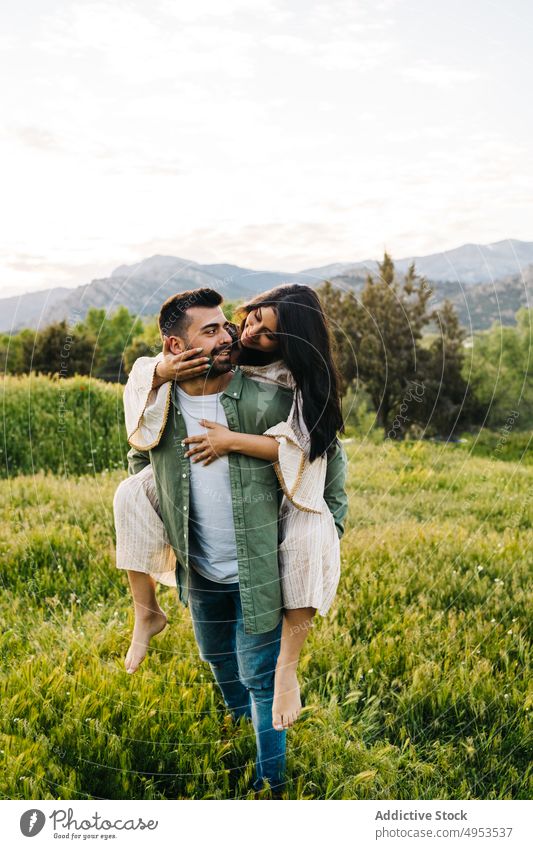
top-left (1, 426), bottom-right (531, 799)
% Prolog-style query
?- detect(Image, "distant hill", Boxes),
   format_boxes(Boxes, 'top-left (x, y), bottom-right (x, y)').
top-left (0, 286), bottom-right (71, 333)
top-left (306, 238), bottom-right (533, 285)
top-left (0, 256), bottom-right (320, 333)
top-left (452, 264), bottom-right (533, 329)
top-left (332, 263), bottom-right (533, 331)
top-left (1, 239), bottom-right (532, 333)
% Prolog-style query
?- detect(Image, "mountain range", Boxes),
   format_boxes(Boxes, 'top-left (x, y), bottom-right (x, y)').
top-left (1, 238), bottom-right (532, 333)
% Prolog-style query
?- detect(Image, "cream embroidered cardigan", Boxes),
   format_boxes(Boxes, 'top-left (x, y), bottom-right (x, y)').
top-left (123, 355), bottom-right (325, 514)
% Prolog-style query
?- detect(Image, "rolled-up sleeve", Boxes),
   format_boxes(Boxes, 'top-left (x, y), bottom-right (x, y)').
top-left (324, 441), bottom-right (348, 539)
top-left (125, 353), bottom-right (170, 450)
top-left (127, 446), bottom-right (151, 476)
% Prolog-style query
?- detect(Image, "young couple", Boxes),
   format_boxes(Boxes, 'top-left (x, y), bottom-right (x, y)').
top-left (113, 284), bottom-right (348, 792)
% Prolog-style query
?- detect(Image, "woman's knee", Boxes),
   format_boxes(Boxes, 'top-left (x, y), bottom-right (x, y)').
top-left (113, 477), bottom-right (134, 516)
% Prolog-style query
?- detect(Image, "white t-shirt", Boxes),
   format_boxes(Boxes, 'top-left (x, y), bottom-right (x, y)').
top-left (176, 386), bottom-right (238, 584)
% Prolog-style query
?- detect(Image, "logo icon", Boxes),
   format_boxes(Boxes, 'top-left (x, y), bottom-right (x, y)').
top-left (20, 810), bottom-right (46, 837)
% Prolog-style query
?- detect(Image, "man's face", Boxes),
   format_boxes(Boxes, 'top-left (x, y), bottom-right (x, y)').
top-left (169, 306), bottom-right (234, 375)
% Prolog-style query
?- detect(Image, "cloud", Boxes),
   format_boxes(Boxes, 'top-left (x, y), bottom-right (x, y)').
top-left (134, 220), bottom-right (355, 273)
top-left (2, 253), bottom-right (117, 283)
top-left (262, 34), bottom-right (314, 57)
top-left (262, 0), bottom-right (398, 70)
top-left (4, 252), bottom-right (48, 271)
top-left (37, 0), bottom-right (399, 85)
top-left (0, 0), bottom-right (531, 296)
top-left (318, 37), bottom-right (395, 71)
top-left (160, 0), bottom-right (290, 24)
top-left (37, 1), bottom-right (256, 82)
top-left (9, 126), bottom-right (64, 152)
top-left (401, 62), bottom-right (485, 87)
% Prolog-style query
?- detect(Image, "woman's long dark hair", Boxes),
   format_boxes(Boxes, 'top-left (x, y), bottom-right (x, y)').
top-left (236, 284), bottom-right (344, 461)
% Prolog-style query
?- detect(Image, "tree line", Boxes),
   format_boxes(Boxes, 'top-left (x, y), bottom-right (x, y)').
top-left (1, 255), bottom-right (531, 438)
top-left (318, 254), bottom-right (531, 437)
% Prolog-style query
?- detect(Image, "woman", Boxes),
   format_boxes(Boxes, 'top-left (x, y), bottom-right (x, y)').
top-left (114, 284), bottom-right (345, 730)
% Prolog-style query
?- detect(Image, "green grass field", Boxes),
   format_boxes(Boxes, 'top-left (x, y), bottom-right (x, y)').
top-left (1, 439), bottom-right (531, 800)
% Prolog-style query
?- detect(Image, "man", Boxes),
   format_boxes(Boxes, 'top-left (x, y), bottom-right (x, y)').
top-left (127, 288), bottom-right (347, 793)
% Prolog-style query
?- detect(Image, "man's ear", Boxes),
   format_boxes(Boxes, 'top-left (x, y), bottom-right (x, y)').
top-left (166, 335), bottom-right (186, 355)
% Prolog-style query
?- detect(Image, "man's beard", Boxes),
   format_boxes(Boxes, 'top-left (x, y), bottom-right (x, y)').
top-left (206, 344), bottom-right (233, 376)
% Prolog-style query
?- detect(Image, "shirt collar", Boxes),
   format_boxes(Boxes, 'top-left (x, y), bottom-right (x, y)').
top-left (221, 368), bottom-right (243, 399)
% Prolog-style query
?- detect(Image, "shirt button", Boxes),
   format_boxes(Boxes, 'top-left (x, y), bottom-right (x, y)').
top-left (233, 392), bottom-right (237, 396)
top-left (183, 505), bottom-right (188, 511)
top-left (182, 473), bottom-right (187, 478)
top-left (177, 410), bottom-right (181, 415)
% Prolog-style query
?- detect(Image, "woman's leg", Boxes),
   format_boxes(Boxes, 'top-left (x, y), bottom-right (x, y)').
top-left (124, 571), bottom-right (167, 674)
top-left (272, 606), bottom-right (316, 731)
top-left (113, 468), bottom-right (172, 674)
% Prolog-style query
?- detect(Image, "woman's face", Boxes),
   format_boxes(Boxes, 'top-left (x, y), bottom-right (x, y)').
top-left (240, 306), bottom-right (280, 353)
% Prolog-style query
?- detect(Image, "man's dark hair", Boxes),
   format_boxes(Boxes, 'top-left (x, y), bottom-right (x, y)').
top-left (158, 288), bottom-right (223, 338)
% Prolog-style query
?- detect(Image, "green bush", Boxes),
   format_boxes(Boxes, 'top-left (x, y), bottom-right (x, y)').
top-left (1, 375), bottom-right (128, 478)
top-left (457, 429), bottom-right (532, 464)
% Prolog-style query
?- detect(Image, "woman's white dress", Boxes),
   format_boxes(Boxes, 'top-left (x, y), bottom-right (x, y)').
top-left (113, 355), bottom-right (340, 614)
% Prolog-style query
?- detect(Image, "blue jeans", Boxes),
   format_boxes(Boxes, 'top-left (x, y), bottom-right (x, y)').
top-left (187, 566), bottom-right (286, 791)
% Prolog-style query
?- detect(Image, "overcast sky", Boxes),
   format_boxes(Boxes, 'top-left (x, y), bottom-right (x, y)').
top-left (1, 0), bottom-right (531, 296)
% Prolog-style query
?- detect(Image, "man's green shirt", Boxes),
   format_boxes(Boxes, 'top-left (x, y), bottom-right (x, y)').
top-left (127, 368), bottom-right (348, 634)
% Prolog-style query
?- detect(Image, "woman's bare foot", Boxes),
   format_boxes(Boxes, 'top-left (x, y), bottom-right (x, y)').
top-left (272, 663), bottom-right (302, 730)
top-left (124, 608), bottom-right (167, 674)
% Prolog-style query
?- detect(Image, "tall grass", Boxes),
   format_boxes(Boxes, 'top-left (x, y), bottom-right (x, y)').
top-left (1, 440), bottom-right (531, 799)
top-left (1, 375), bottom-right (127, 478)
